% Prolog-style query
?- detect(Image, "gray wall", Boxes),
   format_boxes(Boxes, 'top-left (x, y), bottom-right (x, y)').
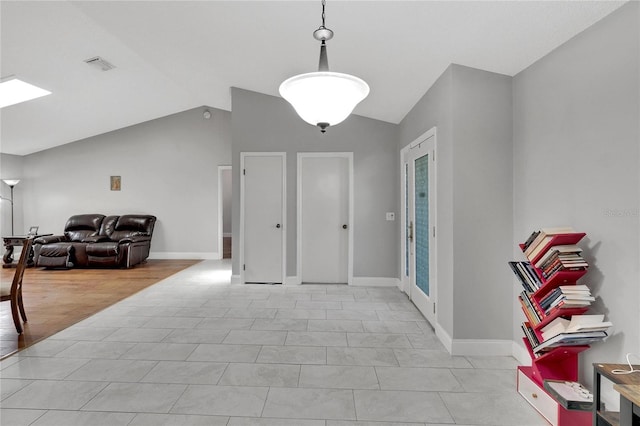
top-left (19, 107), bottom-right (231, 257)
top-left (231, 88), bottom-right (399, 280)
top-left (399, 67), bottom-right (455, 336)
top-left (0, 154), bottom-right (25, 236)
top-left (452, 65), bottom-right (513, 340)
top-left (513, 1), bottom-right (639, 393)
top-left (398, 64), bottom-right (514, 342)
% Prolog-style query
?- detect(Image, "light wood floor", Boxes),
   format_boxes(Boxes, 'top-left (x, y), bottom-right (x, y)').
top-left (0, 259), bottom-right (200, 359)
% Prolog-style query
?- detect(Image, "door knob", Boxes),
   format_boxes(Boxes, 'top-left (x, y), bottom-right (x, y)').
top-left (276, 224), bottom-right (281, 228)
top-left (342, 224), bottom-right (348, 229)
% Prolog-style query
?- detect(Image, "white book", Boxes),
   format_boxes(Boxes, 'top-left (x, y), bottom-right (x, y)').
top-left (566, 315), bottom-right (612, 333)
top-left (541, 315), bottom-right (612, 341)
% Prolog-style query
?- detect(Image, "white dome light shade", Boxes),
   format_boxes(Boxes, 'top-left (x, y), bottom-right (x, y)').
top-left (279, 71), bottom-right (369, 129)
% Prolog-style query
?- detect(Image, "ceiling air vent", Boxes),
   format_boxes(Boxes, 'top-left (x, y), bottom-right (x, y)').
top-left (84, 56), bottom-right (116, 71)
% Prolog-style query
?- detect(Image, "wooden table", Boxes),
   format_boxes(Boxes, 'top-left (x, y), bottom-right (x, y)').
top-left (614, 384), bottom-right (640, 426)
top-left (2, 234), bottom-right (52, 268)
top-left (593, 363), bottom-right (640, 426)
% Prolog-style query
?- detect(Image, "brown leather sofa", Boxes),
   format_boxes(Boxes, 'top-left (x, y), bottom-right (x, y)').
top-left (33, 214), bottom-right (156, 268)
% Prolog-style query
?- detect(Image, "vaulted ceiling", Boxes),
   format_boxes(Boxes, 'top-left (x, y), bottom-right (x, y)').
top-left (1, 1), bottom-right (626, 155)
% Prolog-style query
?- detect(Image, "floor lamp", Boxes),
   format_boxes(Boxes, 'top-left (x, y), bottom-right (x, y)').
top-left (1, 179), bottom-right (20, 235)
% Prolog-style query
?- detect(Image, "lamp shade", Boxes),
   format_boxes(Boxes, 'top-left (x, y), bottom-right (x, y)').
top-left (2, 179), bottom-right (20, 187)
top-left (279, 71), bottom-right (369, 129)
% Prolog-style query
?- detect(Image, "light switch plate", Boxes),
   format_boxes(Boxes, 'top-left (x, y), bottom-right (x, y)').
top-left (386, 212), bottom-right (395, 221)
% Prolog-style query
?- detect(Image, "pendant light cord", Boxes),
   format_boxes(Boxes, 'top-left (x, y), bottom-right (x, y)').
top-left (321, 0), bottom-right (326, 29)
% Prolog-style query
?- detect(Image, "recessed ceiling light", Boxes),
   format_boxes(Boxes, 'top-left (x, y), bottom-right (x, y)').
top-left (0, 77), bottom-right (52, 108)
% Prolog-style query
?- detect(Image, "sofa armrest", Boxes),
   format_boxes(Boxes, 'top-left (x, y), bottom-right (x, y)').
top-left (34, 235), bottom-right (68, 245)
top-left (118, 234), bottom-right (151, 244)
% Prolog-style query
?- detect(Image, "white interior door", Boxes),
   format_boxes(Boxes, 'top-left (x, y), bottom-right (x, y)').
top-left (298, 153), bottom-right (352, 284)
top-left (241, 153), bottom-right (285, 283)
top-left (406, 134), bottom-right (436, 325)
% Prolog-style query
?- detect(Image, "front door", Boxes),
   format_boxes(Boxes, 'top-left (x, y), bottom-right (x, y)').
top-left (406, 134), bottom-right (436, 325)
top-left (241, 153), bottom-right (285, 284)
top-left (298, 153), bottom-right (351, 284)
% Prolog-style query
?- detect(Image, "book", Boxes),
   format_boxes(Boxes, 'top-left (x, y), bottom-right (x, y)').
top-left (509, 261), bottom-right (542, 292)
top-left (558, 284), bottom-right (590, 293)
top-left (541, 317), bottom-right (570, 341)
top-left (509, 261), bottom-right (534, 293)
top-left (521, 322), bottom-right (540, 348)
top-left (533, 330), bottom-right (608, 353)
top-left (540, 315), bottom-right (610, 341)
top-left (545, 293), bottom-right (595, 310)
top-left (524, 227), bottom-right (575, 258)
top-left (519, 294), bottom-right (541, 326)
top-left (545, 298), bottom-right (593, 315)
top-left (538, 286), bottom-right (594, 312)
top-left (535, 244), bottom-right (583, 269)
top-left (543, 380), bottom-right (593, 411)
top-left (565, 314), bottom-right (612, 333)
top-left (523, 230), bottom-right (541, 251)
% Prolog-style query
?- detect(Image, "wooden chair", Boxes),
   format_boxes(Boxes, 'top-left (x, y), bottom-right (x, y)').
top-left (0, 238), bottom-right (32, 333)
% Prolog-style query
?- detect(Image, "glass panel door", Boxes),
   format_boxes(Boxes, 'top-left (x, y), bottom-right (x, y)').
top-left (414, 153), bottom-right (430, 297)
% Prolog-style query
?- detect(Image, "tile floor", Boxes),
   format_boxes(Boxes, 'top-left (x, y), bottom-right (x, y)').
top-left (0, 260), bottom-right (548, 426)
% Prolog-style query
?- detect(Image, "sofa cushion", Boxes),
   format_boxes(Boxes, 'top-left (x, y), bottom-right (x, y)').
top-left (64, 214), bottom-right (105, 242)
top-left (37, 243), bottom-right (74, 268)
top-left (98, 215), bottom-right (119, 239)
top-left (85, 242), bottom-right (119, 257)
top-left (39, 242), bottom-right (73, 258)
top-left (110, 215), bottom-right (156, 241)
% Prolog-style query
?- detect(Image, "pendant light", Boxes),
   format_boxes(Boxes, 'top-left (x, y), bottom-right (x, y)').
top-left (279, 0), bottom-right (369, 133)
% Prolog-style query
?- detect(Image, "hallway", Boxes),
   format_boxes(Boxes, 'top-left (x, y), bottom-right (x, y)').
top-left (0, 260), bottom-right (546, 425)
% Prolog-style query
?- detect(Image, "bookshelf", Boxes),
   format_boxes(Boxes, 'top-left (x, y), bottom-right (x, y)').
top-left (513, 230), bottom-right (603, 426)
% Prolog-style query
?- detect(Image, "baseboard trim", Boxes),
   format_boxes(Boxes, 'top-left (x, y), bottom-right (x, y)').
top-left (230, 275), bottom-right (241, 284)
top-left (435, 323), bottom-right (453, 353)
top-left (351, 277), bottom-right (399, 287)
top-left (450, 338), bottom-right (514, 357)
top-left (149, 252), bottom-right (220, 260)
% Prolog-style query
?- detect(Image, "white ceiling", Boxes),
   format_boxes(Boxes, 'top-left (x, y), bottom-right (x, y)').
top-left (0, 1), bottom-right (626, 156)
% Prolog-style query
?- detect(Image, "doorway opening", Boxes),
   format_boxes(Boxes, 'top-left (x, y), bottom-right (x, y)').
top-left (218, 165), bottom-right (232, 259)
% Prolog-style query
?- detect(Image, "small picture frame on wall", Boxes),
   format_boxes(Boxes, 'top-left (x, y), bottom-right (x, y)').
top-left (27, 226), bottom-right (39, 236)
top-left (110, 176), bottom-right (121, 191)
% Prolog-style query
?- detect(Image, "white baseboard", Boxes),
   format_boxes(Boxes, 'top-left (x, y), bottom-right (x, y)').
top-left (351, 277), bottom-right (399, 287)
top-left (450, 339), bottom-right (514, 357)
top-left (149, 252), bottom-right (219, 260)
top-left (512, 340), bottom-right (531, 365)
top-left (435, 323), bottom-right (453, 353)
top-left (230, 276), bottom-right (300, 285)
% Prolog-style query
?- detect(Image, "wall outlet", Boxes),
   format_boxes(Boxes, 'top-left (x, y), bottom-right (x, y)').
top-left (386, 212), bottom-right (395, 221)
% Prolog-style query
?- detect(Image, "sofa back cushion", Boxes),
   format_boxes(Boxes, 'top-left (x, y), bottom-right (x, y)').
top-left (98, 216), bottom-right (120, 239)
top-left (64, 214), bottom-right (105, 242)
top-left (110, 215), bottom-right (156, 241)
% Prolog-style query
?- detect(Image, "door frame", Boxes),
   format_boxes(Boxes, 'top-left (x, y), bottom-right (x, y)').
top-left (297, 152), bottom-right (354, 285)
top-left (217, 165), bottom-right (231, 260)
top-left (400, 127), bottom-right (437, 320)
top-left (240, 152), bottom-right (287, 284)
